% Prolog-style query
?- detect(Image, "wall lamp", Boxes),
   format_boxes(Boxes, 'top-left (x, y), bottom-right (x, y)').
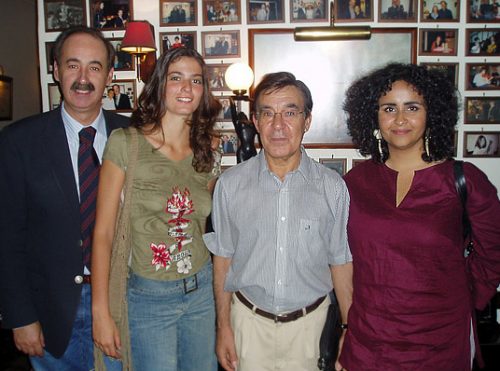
top-left (121, 21), bottom-right (156, 81)
top-left (294, 1), bottom-right (371, 41)
top-left (224, 63), bottom-right (258, 163)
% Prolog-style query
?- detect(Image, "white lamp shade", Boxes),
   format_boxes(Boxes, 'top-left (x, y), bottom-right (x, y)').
top-left (225, 63), bottom-right (254, 92)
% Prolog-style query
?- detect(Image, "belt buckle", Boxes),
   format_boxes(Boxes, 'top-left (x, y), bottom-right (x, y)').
top-left (183, 274), bottom-right (198, 294)
top-left (274, 313), bottom-right (287, 323)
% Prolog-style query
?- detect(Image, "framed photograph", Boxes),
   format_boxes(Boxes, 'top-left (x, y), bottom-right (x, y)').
top-left (291, 0), bottom-right (328, 22)
top-left (90, 0), bottom-right (132, 30)
top-left (203, 0), bottom-right (241, 25)
top-left (466, 28), bottom-right (500, 56)
top-left (218, 130), bottom-right (239, 155)
top-left (419, 29), bottom-right (457, 56)
top-left (160, 32), bottom-right (196, 54)
top-left (247, 0), bottom-right (285, 23)
top-left (160, 0), bottom-right (196, 26)
top-left (319, 158), bottom-right (347, 176)
top-left (45, 42), bottom-right (56, 74)
top-left (379, 0), bottom-right (417, 21)
top-left (107, 38), bottom-right (134, 71)
top-left (420, 62), bottom-right (458, 86)
top-left (463, 131), bottom-right (500, 157)
top-left (420, 0), bottom-right (459, 22)
top-left (216, 96), bottom-right (240, 122)
top-left (202, 31), bottom-right (240, 59)
top-left (207, 64), bottom-right (230, 91)
top-left (467, 0), bottom-right (500, 23)
top-left (249, 28), bottom-right (416, 147)
top-left (466, 63), bottom-right (500, 90)
top-left (453, 130), bottom-right (458, 157)
top-left (48, 83), bottom-right (62, 111)
top-left (0, 76), bottom-right (13, 121)
top-left (464, 97), bottom-right (500, 123)
top-left (44, 0), bottom-right (86, 32)
top-left (103, 79), bottom-right (136, 112)
top-left (335, 0), bottom-right (374, 22)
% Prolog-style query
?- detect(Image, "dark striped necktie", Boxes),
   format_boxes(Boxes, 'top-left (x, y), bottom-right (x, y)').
top-left (78, 127), bottom-right (99, 270)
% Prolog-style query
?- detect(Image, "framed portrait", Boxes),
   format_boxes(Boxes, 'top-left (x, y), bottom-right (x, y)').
top-left (103, 79), bottom-right (136, 112)
top-left (463, 131), bottom-right (500, 157)
top-left (467, 0), bottom-right (500, 23)
top-left (44, 0), bottom-right (86, 32)
top-left (290, 0), bottom-right (328, 22)
top-left (420, 0), bottom-right (459, 22)
top-left (419, 29), bottom-right (457, 56)
top-left (90, 0), bottom-right (132, 30)
top-left (0, 76), bottom-right (13, 121)
top-left (379, 0), bottom-right (417, 22)
top-left (216, 96), bottom-right (240, 122)
top-left (335, 0), bottom-right (374, 22)
top-left (466, 63), bottom-right (500, 90)
top-left (160, 0), bottom-right (196, 26)
top-left (352, 158), bottom-right (368, 168)
top-left (218, 130), bottom-right (239, 155)
top-left (45, 42), bottom-right (56, 74)
top-left (203, 0), bottom-right (241, 25)
top-left (207, 64), bottom-right (230, 91)
top-left (464, 97), bottom-right (500, 124)
top-left (466, 28), bottom-right (500, 56)
top-left (160, 32), bottom-right (196, 54)
top-left (249, 28), bottom-right (416, 147)
top-left (48, 83), bottom-right (62, 111)
top-left (319, 158), bottom-right (347, 176)
top-left (202, 31), bottom-right (240, 59)
top-left (107, 38), bottom-right (134, 71)
top-left (420, 62), bottom-right (458, 86)
top-left (247, 0), bottom-right (284, 23)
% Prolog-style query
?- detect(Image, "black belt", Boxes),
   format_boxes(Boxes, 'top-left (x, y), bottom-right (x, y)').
top-left (235, 291), bottom-right (326, 323)
top-left (83, 275), bottom-right (91, 284)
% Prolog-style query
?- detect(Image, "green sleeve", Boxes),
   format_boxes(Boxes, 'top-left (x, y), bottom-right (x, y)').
top-left (103, 127), bottom-right (129, 170)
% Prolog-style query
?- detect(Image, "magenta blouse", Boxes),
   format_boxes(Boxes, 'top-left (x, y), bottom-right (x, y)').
top-left (340, 160), bottom-right (500, 370)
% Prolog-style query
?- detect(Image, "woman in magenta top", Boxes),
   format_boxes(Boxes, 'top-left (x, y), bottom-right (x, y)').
top-left (339, 63), bottom-right (500, 370)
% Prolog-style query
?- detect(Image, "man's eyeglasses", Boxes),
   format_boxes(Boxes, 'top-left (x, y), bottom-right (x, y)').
top-left (256, 109), bottom-right (305, 123)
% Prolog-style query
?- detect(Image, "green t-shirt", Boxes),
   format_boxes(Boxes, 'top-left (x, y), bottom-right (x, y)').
top-left (103, 127), bottom-right (220, 281)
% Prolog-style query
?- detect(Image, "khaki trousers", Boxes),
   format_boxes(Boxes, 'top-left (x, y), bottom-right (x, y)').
top-left (230, 293), bottom-right (330, 371)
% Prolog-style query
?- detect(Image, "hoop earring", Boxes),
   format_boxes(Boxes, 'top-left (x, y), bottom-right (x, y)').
top-left (425, 128), bottom-right (431, 158)
top-left (373, 129), bottom-right (383, 159)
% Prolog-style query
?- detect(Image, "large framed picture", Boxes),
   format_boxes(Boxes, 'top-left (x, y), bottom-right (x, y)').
top-left (44, 0), bottom-right (86, 32)
top-left (467, 0), bottom-right (500, 23)
top-left (464, 97), bottom-right (500, 124)
top-left (334, 0), bottom-right (373, 22)
top-left (207, 64), bottom-right (230, 91)
top-left (466, 28), bottom-right (500, 55)
top-left (107, 38), bottom-right (134, 71)
top-left (419, 29), bottom-right (457, 56)
top-left (203, 0), bottom-right (241, 25)
top-left (0, 76), bottom-right (13, 121)
top-left (103, 79), bottom-right (136, 112)
top-left (48, 83), bottom-right (62, 111)
top-left (319, 158), bottom-right (347, 176)
top-left (90, 0), bottom-right (132, 30)
top-left (249, 28), bottom-right (416, 147)
top-left (379, 0), bottom-right (417, 22)
top-left (160, 32), bottom-right (196, 54)
top-left (160, 0), bottom-right (196, 26)
top-left (420, 0), bottom-right (459, 22)
top-left (420, 62), bottom-right (458, 86)
top-left (463, 131), bottom-right (500, 157)
top-left (202, 31), bottom-right (240, 59)
top-left (247, 0), bottom-right (285, 23)
top-left (466, 63), bottom-right (500, 90)
top-left (290, 0), bottom-right (328, 22)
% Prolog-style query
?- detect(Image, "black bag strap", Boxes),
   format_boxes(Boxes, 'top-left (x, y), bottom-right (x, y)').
top-left (453, 160), bottom-right (474, 257)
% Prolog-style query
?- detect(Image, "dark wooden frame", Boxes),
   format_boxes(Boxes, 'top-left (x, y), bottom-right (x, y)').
top-left (418, 28), bottom-right (458, 56)
top-left (378, 0), bottom-right (417, 22)
top-left (464, 97), bottom-right (500, 124)
top-left (105, 79), bottom-right (137, 113)
top-left (159, 0), bottom-right (197, 27)
top-left (247, 0), bottom-right (285, 24)
top-left (207, 63), bottom-right (231, 91)
top-left (319, 158), bottom-right (347, 176)
top-left (90, 0), bottom-right (133, 30)
top-left (466, 28), bottom-right (500, 56)
top-left (334, 0), bottom-right (374, 22)
top-left (48, 82), bottom-right (62, 111)
top-left (466, 63), bottom-right (500, 90)
top-left (467, 0), bottom-right (500, 23)
top-left (463, 131), bottom-right (500, 157)
top-left (202, 30), bottom-right (240, 59)
top-left (420, 0), bottom-right (460, 22)
top-left (420, 62), bottom-right (459, 87)
top-left (160, 32), bottom-right (197, 54)
top-left (0, 76), bottom-right (13, 120)
top-left (218, 130), bottom-right (239, 155)
top-left (44, 0), bottom-right (86, 32)
top-left (290, 0), bottom-right (328, 22)
top-left (107, 37), bottom-right (135, 71)
top-left (202, 0), bottom-right (241, 25)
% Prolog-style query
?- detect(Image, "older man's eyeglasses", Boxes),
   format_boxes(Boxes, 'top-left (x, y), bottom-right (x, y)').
top-left (256, 109), bottom-right (305, 123)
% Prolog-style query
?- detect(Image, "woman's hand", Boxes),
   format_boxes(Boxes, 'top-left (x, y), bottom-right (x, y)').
top-left (93, 313), bottom-right (122, 359)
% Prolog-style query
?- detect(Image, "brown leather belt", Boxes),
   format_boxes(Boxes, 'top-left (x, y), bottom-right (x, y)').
top-left (235, 291), bottom-right (326, 323)
top-left (83, 275), bottom-right (91, 284)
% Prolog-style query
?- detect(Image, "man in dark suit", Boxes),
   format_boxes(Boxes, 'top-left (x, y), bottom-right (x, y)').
top-left (112, 84), bottom-right (132, 110)
top-left (0, 26), bottom-right (128, 370)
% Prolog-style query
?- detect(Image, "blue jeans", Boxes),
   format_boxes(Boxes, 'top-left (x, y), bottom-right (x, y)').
top-left (30, 284), bottom-right (121, 371)
top-left (127, 261), bottom-right (217, 371)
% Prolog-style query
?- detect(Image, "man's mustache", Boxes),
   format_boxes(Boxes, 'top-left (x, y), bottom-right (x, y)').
top-left (70, 81), bottom-right (95, 92)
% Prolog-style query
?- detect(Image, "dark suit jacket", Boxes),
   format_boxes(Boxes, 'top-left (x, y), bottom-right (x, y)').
top-left (0, 108), bottom-right (129, 357)
top-left (115, 93), bottom-right (132, 110)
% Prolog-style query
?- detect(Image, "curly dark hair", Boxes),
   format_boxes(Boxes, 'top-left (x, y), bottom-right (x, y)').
top-left (131, 47), bottom-right (222, 173)
top-left (343, 63), bottom-right (459, 163)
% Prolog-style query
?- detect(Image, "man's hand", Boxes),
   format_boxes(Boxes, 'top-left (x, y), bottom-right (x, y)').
top-left (216, 325), bottom-right (238, 371)
top-left (13, 321), bottom-right (45, 357)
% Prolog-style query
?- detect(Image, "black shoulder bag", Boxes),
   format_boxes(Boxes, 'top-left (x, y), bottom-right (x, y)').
top-left (317, 291), bottom-right (343, 371)
top-left (453, 160), bottom-right (474, 258)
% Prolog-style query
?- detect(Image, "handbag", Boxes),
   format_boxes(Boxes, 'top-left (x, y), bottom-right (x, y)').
top-left (453, 160), bottom-right (474, 258)
top-left (317, 291), bottom-right (343, 371)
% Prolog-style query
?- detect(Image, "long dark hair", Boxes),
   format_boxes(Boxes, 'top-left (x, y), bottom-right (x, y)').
top-left (131, 47), bottom-right (222, 173)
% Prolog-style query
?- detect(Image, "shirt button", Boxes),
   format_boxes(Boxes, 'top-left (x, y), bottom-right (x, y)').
top-left (279, 247), bottom-right (283, 252)
top-left (74, 275), bottom-right (83, 284)
top-left (280, 216), bottom-right (286, 221)
top-left (277, 280), bottom-right (282, 285)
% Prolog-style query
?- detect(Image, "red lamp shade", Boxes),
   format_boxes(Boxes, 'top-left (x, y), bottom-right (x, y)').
top-left (121, 21), bottom-right (156, 54)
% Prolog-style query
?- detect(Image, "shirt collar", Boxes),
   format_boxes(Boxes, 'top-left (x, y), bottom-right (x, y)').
top-left (257, 146), bottom-right (312, 183)
top-left (61, 102), bottom-right (106, 137)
